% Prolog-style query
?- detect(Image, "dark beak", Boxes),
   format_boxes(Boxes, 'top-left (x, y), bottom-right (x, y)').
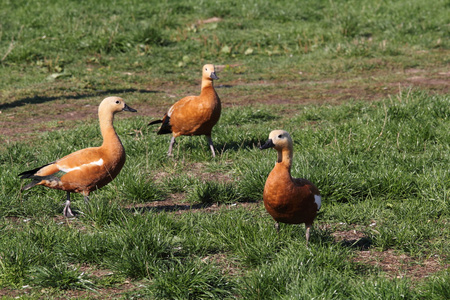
top-left (260, 139), bottom-right (275, 150)
top-left (210, 72), bottom-right (219, 80)
top-left (123, 104), bottom-right (137, 112)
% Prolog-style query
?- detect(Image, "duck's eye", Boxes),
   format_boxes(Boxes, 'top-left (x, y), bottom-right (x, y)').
top-left (115, 100), bottom-right (120, 104)
top-left (278, 134), bottom-right (283, 139)
top-left (205, 68), bottom-right (208, 71)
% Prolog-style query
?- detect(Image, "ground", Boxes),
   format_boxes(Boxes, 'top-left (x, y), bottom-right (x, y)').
top-left (2, 200), bottom-right (446, 299)
top-left (1, 67), bottom-right (448, 142)
top-left (0, 66), bottom-right (448, 298)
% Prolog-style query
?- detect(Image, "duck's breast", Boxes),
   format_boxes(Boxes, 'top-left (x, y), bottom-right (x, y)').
top-left (263, 168), bottom-right (317, 224)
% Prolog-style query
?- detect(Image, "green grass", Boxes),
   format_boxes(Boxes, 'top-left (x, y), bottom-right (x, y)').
top-left (0, 0), bottom-right (449, 298)
top-left (1, 0), bottom-right (448, 93)
top-left (1, 91), bottom-right (448, 298)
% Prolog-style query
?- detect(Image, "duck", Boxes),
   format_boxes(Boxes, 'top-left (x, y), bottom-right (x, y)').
top-left (260, 130), bottom-right (321, 246)
top-left (18, 96), bottom-right (137, 217)
top-left (148, 64), bottom-right (221, 157)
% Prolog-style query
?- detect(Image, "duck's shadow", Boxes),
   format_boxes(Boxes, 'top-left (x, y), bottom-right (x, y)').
top-left (1, 88), bottom-right (159, 110)
top-left (169, 137), bottom-right (263, 154)
top-left (216, 139), bottom-right (263, 152)
top-left (124, 202), bottom-right (214, 214)
top-left (339, 236), bottom-right (373, 250)
top-left (312, 227), bottom-right (374, 250)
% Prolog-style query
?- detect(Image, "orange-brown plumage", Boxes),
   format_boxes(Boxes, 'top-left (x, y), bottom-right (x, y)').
top-left (19, 97), bottom-right (137, 217)
top-left (260, 130), bottom-right (321, 246)
top-left (149, 64), bottom-right (221, 157)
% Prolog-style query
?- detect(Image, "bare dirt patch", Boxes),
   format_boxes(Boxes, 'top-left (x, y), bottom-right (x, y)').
top-left (0, 288), bottom-right (21, 299)
top-left (329, 225), bottom-right (449, 281)
top-left (151, 162), bottom-right (234, 185)
top-left (0, 283), bottom-right (140, 300)
top-left (354, 250), bottom-right (448, 280)
top-left (201, 253), bottom-right (244, 277)
top-left (1, 68), bottom-right (448, 144)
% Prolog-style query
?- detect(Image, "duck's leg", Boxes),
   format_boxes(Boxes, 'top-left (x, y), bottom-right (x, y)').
top-left (275, 222), bottom-right (280, 233)
top-left (206, 136), bottom-right (216, 158)
top-left (305, 224), bottom-right (312, 247)
top-left (63, 191), bottom-right (74, 218)
top-left (168, 136), bottom-right (176, 156)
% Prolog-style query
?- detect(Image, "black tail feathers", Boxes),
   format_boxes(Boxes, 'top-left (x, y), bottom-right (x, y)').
top-left (18, 163), bottom-right (52, 179)
top-left (149, 115), bottom-right (172, 135)
top-left (148, 119), bottom-right (163, 126)
top-left (20, 174), bottom-right (62, 191)
top-left (22, 179), bottom-right (41, 191)
top-left (18, 162), bottom-right (55, 191)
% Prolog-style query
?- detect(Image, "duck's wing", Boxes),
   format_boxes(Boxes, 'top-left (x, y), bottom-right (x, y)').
top-left (148, 96), bottom-right (198, 135)
top-left (292, 177), bottom-right (321, 210)
top-left (168, 96), bottom-right (198, 115)
top-left (169, 95), bottom-right (214, 133)
top-left (292, 178), bottom-right (319, 193)
top-left (18, 162), bottom-right (56, 179)
top-left (19, 147), bottom-right (104, 190)
top-left (50, 147), bottom-right (105, 174)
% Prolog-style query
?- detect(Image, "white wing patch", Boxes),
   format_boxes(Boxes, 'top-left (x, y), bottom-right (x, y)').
top-left (168, 105), bottom-right (175, 117)
top-left (58, 165), bottom-right (81, 173)
top-left (314, 194), bottom-right (322, 211)
top-left (58, 158), bottom-right (104, 173)
top-left (91, 158), bottom-right (104, 166)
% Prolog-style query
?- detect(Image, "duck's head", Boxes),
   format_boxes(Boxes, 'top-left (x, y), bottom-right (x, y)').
top-left (260, 130), bottom-right (293, 151)
top-left (99, 97), bottom-right (137, 114)
top-left (203, 64), bottom-right (219, 80)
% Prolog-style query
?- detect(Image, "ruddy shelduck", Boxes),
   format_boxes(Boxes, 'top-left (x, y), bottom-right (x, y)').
top-left (260, 130), bottom-right (321, 246)
top-left (19, 97), bottom-right (137, 217)
top-left (149, 64), bottom-right (221, 157)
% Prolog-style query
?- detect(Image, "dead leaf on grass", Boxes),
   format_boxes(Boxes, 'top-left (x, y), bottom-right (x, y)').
top-left (197, 17), bottom-right (222, 24)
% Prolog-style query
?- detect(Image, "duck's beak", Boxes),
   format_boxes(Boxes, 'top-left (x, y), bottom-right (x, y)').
top-left (260, 139), bottom-right (275, 150)
top-left (210, 72), bottom-right (219, 80)
top-left (123, 104), bottom-right (137, 112)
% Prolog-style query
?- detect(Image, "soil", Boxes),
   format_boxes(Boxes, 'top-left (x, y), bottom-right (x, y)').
top-left (330, 226), bottom-right (448, 280)
top-left (1, 68), bottom-right (448, 143)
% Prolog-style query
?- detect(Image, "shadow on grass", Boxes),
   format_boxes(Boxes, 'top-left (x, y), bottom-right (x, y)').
top-left (123, 199), bottom-right (260, 214)
top-left (0, 88), bottom-right (160, 110)
top-left (216, 84), bottom-right (233, 89)
top-left (167, 138), bottom-right (262, 155)
top-left (311, 227), bottom-right (373, 250)
top-left (125, 202), bottom-right (214, 214)
top-left (217, 139), bottom-right (263, 153)
top-left (339, 236), bottom-right (373, 250)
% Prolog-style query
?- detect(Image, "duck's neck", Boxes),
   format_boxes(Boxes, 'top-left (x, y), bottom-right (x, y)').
top-left (201, 78), bottom-right (215, 94)
top-left (99, 111), bottom-right (122, 148)
top-left (276, 147), bottom-right (293, 172)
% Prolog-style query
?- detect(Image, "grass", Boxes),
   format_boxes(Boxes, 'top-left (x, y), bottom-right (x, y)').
top-left (1, 0), bottom-right (449, 298)
top-left (1, 0), bottom-right (448, 94)
top-left (1, 91), bottom-right (448, 298)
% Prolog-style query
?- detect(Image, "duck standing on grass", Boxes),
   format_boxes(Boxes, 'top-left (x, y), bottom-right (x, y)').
top-left (18, 97), bottom-right (137, 217)
top-left (260, 130), bottom-right (321, 246)
top-left (148, 64), bottom-right (221, 157)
